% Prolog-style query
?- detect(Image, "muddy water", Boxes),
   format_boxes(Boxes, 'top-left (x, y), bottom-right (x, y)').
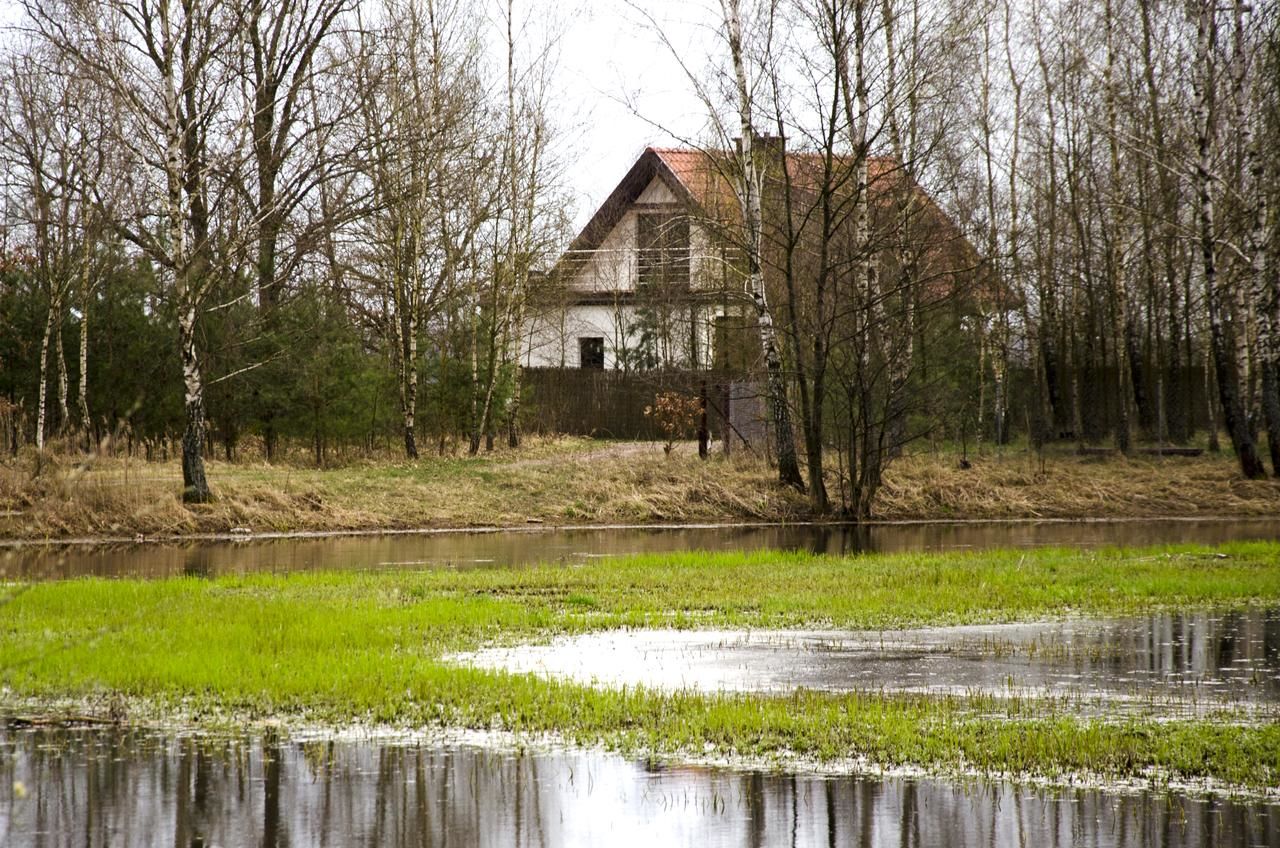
top-left (1, 726), bottom-right (1276, 848)
top-left (3, 517), bottom-right (1278, 580)
top-left (464, 608), bottom-right (1280, 719)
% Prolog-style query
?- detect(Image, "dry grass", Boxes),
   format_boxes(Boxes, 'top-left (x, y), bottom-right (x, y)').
top-left (876, 449), bottom-right (1280, 519)
top-left (0, 437), bottom-right (808, 540)
top-left (2, 438), bottom-right (1279, 541)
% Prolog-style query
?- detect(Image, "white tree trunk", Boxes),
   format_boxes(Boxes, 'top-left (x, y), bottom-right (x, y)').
top-left (178, 302), bottom-right (211, 501)
top-left (36, 297), bottom-right (54, 453)
top-left (55, 309), bottom-right (68, 435)
top-left (722, 0), bottom-right (803, 489)
top-left (78, 264), bottom-right (91, 449)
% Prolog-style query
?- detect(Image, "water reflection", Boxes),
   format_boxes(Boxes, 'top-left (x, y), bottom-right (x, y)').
top-left (1, 726), bottom-right (1276, 847)
top-left (465, 608), bottom-right (1280, 717)
top-left (2, 518), bottom-right (1278, 581)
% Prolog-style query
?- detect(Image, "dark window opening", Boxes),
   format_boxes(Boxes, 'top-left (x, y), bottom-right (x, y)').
top-left (579, 337), bottom-right (605, 369)
top-left (637, 211), bottom-right (690, 289)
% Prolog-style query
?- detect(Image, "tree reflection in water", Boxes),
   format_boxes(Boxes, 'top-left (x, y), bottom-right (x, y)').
top-left (1, 727), bottom-right (1276, 847)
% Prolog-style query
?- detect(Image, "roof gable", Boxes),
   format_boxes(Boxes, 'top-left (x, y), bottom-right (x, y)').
top-left (563, 149), bottom-right (697, 261)
top-left (557, 144), bottom-right (982, 295)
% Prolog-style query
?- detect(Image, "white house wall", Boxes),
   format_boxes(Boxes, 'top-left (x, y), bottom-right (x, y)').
top-left (636, 177), bottom-right (678, 205)
top-left (524, 304), bottom-right (634, 369)
top-left (524, 303), bottom-right (718, 370)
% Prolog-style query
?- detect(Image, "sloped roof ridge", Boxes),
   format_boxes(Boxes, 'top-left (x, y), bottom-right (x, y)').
top-left (557, 145), bottom-right (909, 275)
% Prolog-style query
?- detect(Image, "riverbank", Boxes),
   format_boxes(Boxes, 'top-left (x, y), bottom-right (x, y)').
top-left (3, 544), bottom-right (1280, 791)
top-left (2, 438), bottom-right (1280, 541)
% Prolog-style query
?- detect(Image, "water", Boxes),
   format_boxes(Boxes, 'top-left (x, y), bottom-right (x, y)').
top-left (2, 517), bottom-right (1278, 581)
top-left (1, 726), bottom-right (1276, 847)
top-left (462, 609), bottom-right (1280, 721)
top-left (4, 521), bottom-right (1279, 844)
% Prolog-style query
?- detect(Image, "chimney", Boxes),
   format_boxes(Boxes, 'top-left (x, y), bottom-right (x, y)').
top-left (734, 133), bottom-right (785, 163)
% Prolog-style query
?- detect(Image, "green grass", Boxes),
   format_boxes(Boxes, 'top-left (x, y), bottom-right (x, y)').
top-left (2, 542), bottom-right (1280, 789)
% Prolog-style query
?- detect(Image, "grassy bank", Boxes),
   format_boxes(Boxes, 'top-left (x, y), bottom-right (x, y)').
top-left (3, 543), bottom-right (1280, 789)
top-left (3, 438), bottom-right (1280, 541)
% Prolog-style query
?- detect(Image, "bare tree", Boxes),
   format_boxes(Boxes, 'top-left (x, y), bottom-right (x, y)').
top-left (721, 0), bottom-right (805, 490)
top-left (26, 0), bottom-right (241, 500)
top-left (347, 0), bottom-right (494, 459)
top-left (230, 0), bottom-right (353, 459)
top-left (1192, 0), bottom-right (1265, 478)
top-left (0, 46), bottom-right (110, 452)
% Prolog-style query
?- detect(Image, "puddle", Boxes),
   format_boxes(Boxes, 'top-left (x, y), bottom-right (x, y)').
top-left (462, 608), bottom-right (1280, 719)
top-left (1, 725), bottom-right (1276, 847)
top-left (2, 517), bottom-right (1278, 581)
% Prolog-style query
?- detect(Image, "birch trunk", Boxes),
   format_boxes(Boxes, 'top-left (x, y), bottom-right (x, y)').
top-left (1032, 7), bottom-right (1062, 434)
top-left (402, 309), bottom-right (419, 459)
top-left (1002, 1), bottom-right (1030, 443)
top-left (78, 273), bottom-right (91, 450)
top-left (883, 0), bottom-right (916, 460)
top-left (36, 297), bottom-right (54, 453)
top-left (505, 1), bottom-right (526, 450)
top-left (839, 0), bottom-right (882, 516)
top-left (469, 298), bottom-right (482, 454)
top-left (1139, 0), bottom-right (1184, 442)
top-left (976, 321), bottom-right (986, 449)
top-left (396, 220), bottom-right (420, 460)
top-left (167, 66), bottom-right (211, 503)
top-left (1194, 0), bottom-right (1265, 479)
top-left (1232, 0), bottom-right (1280, 474)
top-left (178, 302), bottom-right (211, 501)
top-left (55, 312), bottom-right (68, 435)
top-left (1104, 0), bottom-right (1132, 454)
top-left (722, 0), bottom-right (803, 490)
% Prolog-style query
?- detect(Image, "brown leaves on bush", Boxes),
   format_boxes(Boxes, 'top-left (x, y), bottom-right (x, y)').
top-left (643, 392), bottom-right (702, 455)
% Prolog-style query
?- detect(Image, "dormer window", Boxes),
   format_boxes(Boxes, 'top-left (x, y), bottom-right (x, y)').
top-left (636, 211), bottom-right (690, 289)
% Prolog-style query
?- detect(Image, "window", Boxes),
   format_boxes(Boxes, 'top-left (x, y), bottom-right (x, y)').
top-left (578, 337), bottom-right (605, 369)
top-left (637, 211), bottom-right (690, 288)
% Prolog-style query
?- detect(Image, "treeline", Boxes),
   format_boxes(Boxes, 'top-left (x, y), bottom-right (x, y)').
top-left (0, 0), bottom-right (567, 499)
top-left (961, 0), bottom-right (1280, 479)
top-left (644, 0), bottom-right (1279, 517)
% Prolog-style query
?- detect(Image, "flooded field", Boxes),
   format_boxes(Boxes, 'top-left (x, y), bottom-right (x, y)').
top-left (2, 726), bottom-right (1277, 847)
top-left (463, 608), bottom-right (1280, 720)
top-left (4, 525), bottom-right (1279, 845)
top-left (2, 516), bottom-right (1278, 581)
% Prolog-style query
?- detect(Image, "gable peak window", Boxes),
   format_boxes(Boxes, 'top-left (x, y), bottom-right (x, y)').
top-left (636, 210), bottom-right (690, 289)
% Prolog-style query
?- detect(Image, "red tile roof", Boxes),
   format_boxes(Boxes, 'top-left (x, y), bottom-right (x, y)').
top-left (558, 144), bottom-right (987, 303)
top-left (649, 146), bottom-right (902, 213)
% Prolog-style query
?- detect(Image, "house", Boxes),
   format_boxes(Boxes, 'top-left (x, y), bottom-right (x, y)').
top-left (523, 139), bottom-right (983, 377)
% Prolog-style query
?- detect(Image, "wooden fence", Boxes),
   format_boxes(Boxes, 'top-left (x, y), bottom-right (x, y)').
top-left (522, 368), bottom-right (767, 448)
top-left (524, 364), bottom-right (1219, 448)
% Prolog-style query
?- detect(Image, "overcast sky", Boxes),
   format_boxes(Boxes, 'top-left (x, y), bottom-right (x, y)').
top-left (0, 0), bottom-right (722, 234)
top-left (523, 0), bottom-right (723, 231)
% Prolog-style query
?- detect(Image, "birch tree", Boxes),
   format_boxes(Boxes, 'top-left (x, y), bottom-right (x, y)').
top-left (25, 0), bottom-right (240, 500)
top-left (499, 0), bottom-right (562, 449)
top-left (348, 0), bottom-right (493, 459)
top-left (1192, 0), bottom-right (1266, 479)
top-left (721, 0), bottom-right (805, 490)
top-left (0, 47), bottom-right (111, 452)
